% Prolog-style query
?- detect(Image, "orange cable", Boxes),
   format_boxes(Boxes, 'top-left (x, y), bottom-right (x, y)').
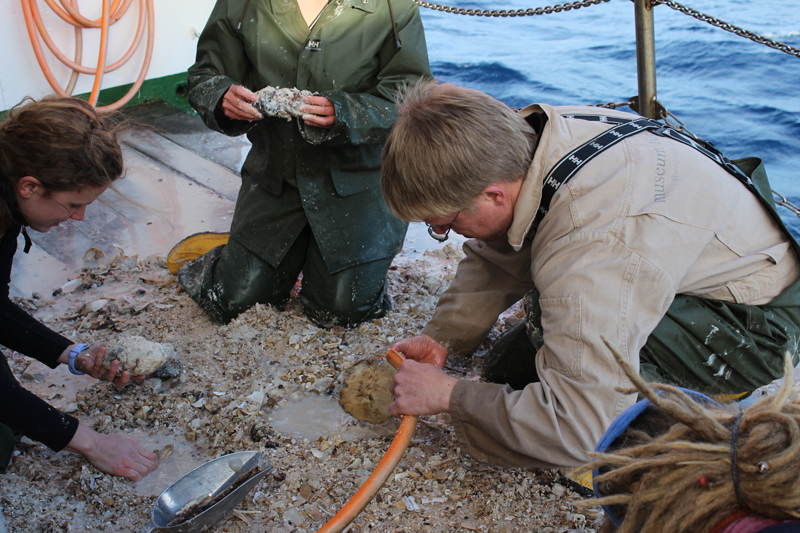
top-left (30, 0), bottom-right (147, 75)
top-left (21, 0), bottom-right (154, 112)
top-left (97, 0), bottom-right (154, 112)
top-left (87, 0), bottom-right (110, 107)
top-left (316, 349), bottom-right (419, 533)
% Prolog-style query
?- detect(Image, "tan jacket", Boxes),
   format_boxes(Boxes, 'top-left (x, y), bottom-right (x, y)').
top-left (423, 104), bottom-right (800, 468)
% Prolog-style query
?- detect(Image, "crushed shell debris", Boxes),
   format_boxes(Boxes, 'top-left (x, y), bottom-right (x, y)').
top-left (2, 248), bottom-right (603, 532)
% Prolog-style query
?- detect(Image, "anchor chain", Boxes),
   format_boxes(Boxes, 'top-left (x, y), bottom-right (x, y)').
top-left (411, 0), bottom-right (610, 17)
top-left (651, 0), bottom-right (800, 59)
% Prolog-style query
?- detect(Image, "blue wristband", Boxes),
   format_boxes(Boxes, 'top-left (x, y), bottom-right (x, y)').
top-left (68, 343), bottom-right (90, 375)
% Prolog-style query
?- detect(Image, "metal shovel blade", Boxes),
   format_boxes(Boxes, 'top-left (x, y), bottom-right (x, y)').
top-left (139, 450), bottom-right (272, 533)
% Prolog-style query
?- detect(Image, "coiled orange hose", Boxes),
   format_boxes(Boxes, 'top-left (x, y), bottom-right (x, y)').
top-left (316, 349), bottom-right (418, 533)
top-left (21, 0), bottom-right (155, 112)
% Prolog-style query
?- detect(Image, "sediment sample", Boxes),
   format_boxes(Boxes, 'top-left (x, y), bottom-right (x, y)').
top-left (253, 86), bottom-right (314, 120)
top-left (103, 335), bottom-right (176, 377)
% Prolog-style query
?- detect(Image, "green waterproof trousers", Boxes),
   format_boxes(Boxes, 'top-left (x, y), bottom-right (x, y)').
top-left (484, 157), bottom-right (800, 396)
top-left (177, 224), bottom-right (393, 328)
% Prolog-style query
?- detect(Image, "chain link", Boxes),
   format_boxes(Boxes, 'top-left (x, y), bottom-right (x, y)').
top-left (651, 0), bottom-right (800, 58)
top-left (773, 190), bottom-right (800, 219)
top-left (594, 101), bottom-right (635, 110)
top-left (412, 0), bottom-right (610, 17)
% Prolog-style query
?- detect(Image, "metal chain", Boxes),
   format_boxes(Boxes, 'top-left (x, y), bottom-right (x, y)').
top-left (413, 0), bottom-right (799, 57)
top-left (651, 0), bottom-right (800, 58)
top-left (773, 190), bottom-right (800, 219)
top-left (412, 0), bottom-right (610, 17)
top-left (594, 101), bottom-right (635, 110)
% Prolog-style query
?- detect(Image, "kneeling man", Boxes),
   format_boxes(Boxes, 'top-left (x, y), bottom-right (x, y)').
top-left (381, 80), bottom-right (800, 468)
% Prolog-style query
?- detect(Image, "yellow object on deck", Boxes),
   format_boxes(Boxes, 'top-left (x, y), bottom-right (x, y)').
top-left (563, 466), bottom-right (594, 493)
top-left (713, 391), bottom-right (750, 403)
top-left (166, 232), bottom-right (230, 274)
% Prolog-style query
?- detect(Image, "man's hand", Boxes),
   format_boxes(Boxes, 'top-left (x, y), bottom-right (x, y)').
top-left (391, 334), bottom-right (449, 368)
top-left (301, 96), bottom-right (336, 128)
top-left (220, 85), bottom-right (263, 121)
top-left (66, 424), bottom-right (159, 482)
top-left (389, 359), bottom-right (458, 417)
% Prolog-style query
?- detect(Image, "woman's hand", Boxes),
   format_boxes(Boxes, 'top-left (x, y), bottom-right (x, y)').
top-left (66, 424), bottom-right (158, 482)
top-left (301, 96), bottom-right (336, 128)
top-left (220, 85), bottom-right (263, 121)
top-left (63, 344), bottom-right (145, 388)
top-left (391, 334), bottom-right (449, 368)
top-left (79, 345), bottom-right (144, 388)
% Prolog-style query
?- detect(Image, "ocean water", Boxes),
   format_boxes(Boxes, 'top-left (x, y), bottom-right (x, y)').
top-left (419, 0), bottom-right (800, 234)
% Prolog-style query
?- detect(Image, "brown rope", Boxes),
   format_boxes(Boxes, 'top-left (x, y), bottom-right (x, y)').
top-left (575, 338), bottom-right (800, 533)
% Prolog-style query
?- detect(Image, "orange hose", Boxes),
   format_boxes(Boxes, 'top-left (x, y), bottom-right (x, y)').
top-left (88, 0), bottom-right (110, 107)
top-left (42, 0), bottom-right (129, 28)
top-left (30, 0), bottom-right (147, 74)
top-left (21, 0), bottom-right (154, 112)
top-left (22, 0), bottom-right (64, 97)
top-left (316, 349), bottom-right (418, 533)
top-left (97, 0), bottom-right (154, 112)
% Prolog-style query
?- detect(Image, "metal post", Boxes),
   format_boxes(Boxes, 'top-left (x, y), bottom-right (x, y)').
top-left (634, 0), bottom-right (657, 118)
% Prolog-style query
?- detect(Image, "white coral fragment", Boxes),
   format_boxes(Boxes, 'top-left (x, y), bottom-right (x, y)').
top-left (254, 86), bottom-right (314, 121)
top-left (103, 335), bottom-right (174, 377)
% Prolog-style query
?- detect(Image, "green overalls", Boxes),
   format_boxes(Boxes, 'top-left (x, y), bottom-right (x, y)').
top-left (181, 0), bottom-right (431, 326)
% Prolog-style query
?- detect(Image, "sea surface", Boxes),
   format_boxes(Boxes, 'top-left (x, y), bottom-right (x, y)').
top-left (419, 0), bottom-right (800, 234)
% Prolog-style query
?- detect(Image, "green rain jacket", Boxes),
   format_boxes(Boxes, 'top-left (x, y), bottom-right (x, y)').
top-left (188, 0), bottom-right (431, 272)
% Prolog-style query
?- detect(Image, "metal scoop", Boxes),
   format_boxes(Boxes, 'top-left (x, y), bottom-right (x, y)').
top-left (138, 450), bottom-right (272, 533)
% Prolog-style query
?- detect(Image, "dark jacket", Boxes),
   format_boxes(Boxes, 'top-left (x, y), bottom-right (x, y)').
top-left (188, 0), bottom-right (431, 272)
top-left (1, 214), bottom-right (78, 451)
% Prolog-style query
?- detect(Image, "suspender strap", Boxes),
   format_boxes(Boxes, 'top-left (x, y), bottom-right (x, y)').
top-left (535, 114), bottom-right (758, 225)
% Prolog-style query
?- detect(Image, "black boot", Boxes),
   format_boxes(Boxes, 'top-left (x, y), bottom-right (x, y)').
top-left (176, 245), bottom-right (230, 324)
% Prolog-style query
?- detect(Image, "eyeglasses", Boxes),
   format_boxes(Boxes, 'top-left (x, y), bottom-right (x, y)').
top-left (51, 196), bottom-right (84, 218)
top-left (426, 211), bottom-right (460, 242)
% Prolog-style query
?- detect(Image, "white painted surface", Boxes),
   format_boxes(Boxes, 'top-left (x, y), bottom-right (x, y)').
top-left (1, 0), bottom-right (216, 110)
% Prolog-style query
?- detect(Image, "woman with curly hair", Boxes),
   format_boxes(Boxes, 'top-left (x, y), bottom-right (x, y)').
top-left (0, 96), bottom-right (157, 481)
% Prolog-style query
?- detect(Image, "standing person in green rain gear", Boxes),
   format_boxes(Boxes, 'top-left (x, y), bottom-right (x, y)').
top-left (382, 81), bottom-right (800, 469)
top-left (174, 0), bottom-right (431, 327)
